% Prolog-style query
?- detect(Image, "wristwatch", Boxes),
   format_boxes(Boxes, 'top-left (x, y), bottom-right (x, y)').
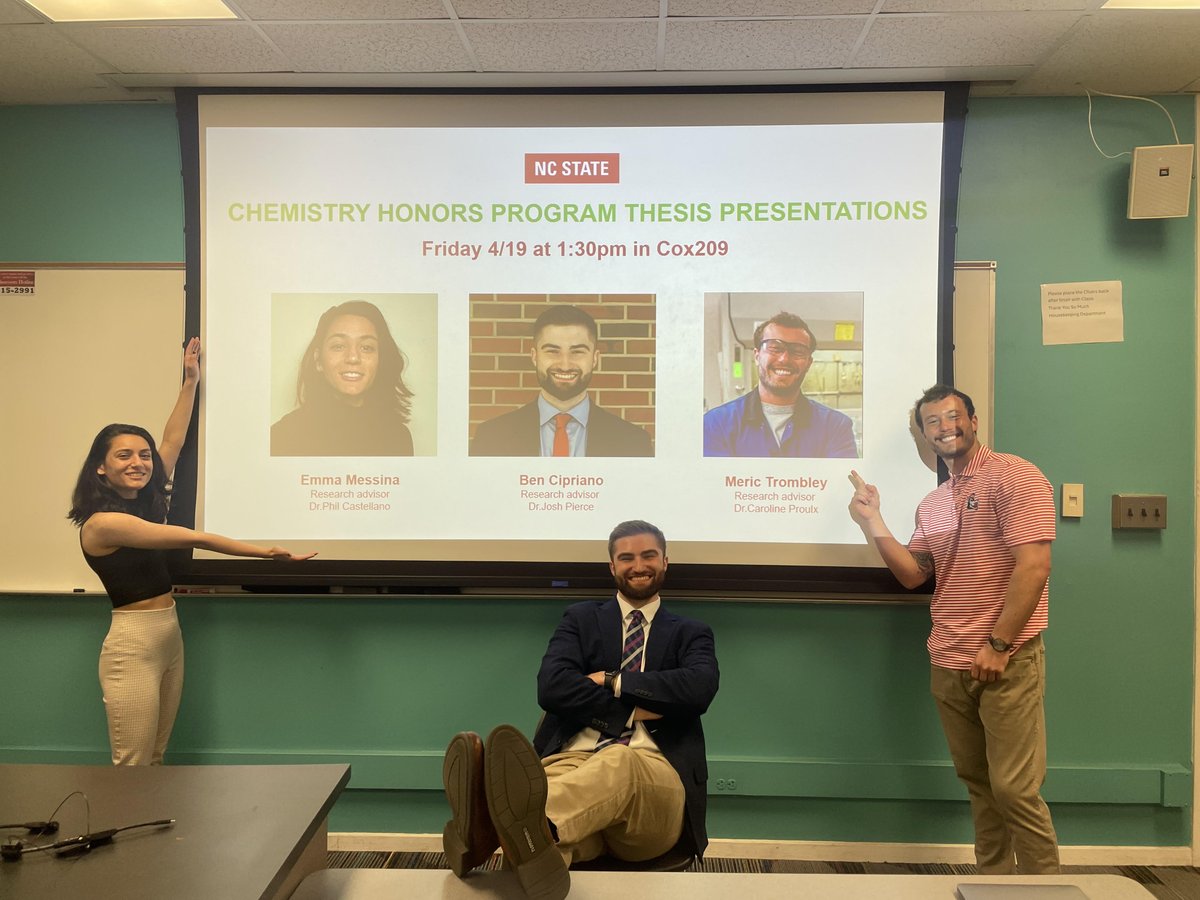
top-left (603, 670), bottom-right (618, 692)
top-left (988, 635), bottom-right (1013, 653)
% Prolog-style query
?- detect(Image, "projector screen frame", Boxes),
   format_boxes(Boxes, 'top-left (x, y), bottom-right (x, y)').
top-left (173, 82), bottom-right (968, 598)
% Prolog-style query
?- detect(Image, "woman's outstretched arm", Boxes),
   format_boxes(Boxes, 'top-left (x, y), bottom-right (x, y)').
top-left (83, 512), bottom-right (316, 561)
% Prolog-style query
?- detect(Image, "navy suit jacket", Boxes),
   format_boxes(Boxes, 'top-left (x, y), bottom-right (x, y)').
top-left (470, 399), bottom-right (653, 457)
top-left (533, 598), bottom-right (719, 858)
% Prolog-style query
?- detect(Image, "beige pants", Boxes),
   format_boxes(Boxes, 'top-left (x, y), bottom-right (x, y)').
top-left (98, 602), bottom-right (184, 766)
top-left (542, 745), bottom-right (685, 865)
top-left (930, 634), bottom-right (1060, 874)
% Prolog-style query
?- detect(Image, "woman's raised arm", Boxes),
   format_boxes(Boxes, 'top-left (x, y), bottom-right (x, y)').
top-left (159, 337), bottom-right (201, 476)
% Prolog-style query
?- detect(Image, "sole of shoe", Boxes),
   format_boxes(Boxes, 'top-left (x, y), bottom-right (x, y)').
top-left (442, 731), bottom-right (493, 877)
top-left (484, 725), bottom-right (570, 900)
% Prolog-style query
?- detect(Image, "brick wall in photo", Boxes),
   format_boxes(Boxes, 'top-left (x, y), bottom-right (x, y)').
top-left (469, 293), bottom-right (656, 447)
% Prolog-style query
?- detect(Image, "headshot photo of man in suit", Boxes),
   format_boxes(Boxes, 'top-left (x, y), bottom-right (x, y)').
top-left (469, 303), bottom-right (654, 457)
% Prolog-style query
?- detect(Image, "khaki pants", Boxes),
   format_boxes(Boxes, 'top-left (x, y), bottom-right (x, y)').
top-left (542, 745), bottom-right (684, 865)
top-left (930, 635), bottom-right (1059, 874)
top-left (98, 602), bottom-right (184, 766)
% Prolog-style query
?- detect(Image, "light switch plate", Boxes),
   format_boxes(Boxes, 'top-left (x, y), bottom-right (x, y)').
top-left (1111, 494), bottom-right (1167, 529)
top-left (1062, 483), bottom-right (1083, 518)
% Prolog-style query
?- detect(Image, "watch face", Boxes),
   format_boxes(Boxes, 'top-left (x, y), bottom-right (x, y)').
top-left (989, 637), bottom-right (1010, 652)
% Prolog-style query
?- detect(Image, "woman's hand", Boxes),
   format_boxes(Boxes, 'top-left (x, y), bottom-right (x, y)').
top-left (266, 547), bottom-right (318, 561)
top-left (182, 337), bottom-right (201, 386)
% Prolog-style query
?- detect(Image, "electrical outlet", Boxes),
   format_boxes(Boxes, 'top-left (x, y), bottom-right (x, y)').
top-left (714, 778), bottom-right (738, 792)
top-left (1111, 494), bottom-right (1167, 530)
top-left (1062, 483), bottom-right (1083, 518)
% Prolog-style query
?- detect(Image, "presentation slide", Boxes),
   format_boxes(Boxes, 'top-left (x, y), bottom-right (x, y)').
top-left (188, 90), bottom-right (953, 585)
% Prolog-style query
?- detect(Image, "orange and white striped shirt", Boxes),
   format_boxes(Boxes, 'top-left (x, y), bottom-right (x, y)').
top-left (908, 445), bottom-right (1054, 669)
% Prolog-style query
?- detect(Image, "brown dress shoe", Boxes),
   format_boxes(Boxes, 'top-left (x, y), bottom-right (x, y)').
top-left (484, 724), bottom-right (570, 900)
top-left (442, 731), bottom-right (499, 876)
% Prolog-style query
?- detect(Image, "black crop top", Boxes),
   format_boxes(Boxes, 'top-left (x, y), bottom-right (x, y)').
top-left (82, 543), bottom-right (174, 609)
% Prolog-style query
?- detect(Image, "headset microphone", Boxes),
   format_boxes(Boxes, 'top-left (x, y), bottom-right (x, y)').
top-left (0, 820), bottom-right (173, 861)
top-left (0, 820), bottom-right (61, 861)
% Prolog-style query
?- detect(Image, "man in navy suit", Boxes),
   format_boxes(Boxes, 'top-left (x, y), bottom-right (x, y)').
top-left (469, 305), bottom-right (654, 457)
top-left (441, 520), bottom-right (719, 900)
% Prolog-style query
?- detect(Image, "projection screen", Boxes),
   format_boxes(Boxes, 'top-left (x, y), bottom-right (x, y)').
top-left (176, 86), bottom-right (966, 595)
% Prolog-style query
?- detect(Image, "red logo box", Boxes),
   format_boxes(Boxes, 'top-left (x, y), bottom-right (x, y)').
top-left (525, 153), bottom-right (620, 184)
top-left (0, 271), bottom-right (35, 287)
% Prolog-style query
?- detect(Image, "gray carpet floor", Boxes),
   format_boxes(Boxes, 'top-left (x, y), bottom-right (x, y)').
top-left (326, 851), bottom-right (1200, 900)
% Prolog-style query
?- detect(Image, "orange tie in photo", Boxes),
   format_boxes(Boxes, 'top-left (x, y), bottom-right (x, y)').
top-left (552, 413), bottom-right (571, 457)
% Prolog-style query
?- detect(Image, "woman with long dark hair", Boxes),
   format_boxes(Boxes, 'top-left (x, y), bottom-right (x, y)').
top-left (69, 338), bottom-right (313, 765)
top-left (270, 300), bottom-right (415, 456)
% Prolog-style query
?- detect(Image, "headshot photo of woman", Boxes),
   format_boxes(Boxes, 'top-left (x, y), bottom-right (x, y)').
top-left (69, 339), bottom-right (313, 766)
top-left (270, 299), bottom-right (417, 457)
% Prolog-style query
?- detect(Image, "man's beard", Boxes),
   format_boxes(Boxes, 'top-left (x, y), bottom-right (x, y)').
top-left (538, 367), bottom-right (593, 402)
top-left (931, 429), bottom-right (975, 460)
top-left (758, 365), bottom-right (803, 401)
top-left (614, 568), bottom-right (666, 602)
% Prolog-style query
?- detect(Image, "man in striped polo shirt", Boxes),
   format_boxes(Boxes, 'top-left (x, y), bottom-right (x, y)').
top-left (847, 384), bottom-right (1058, 874)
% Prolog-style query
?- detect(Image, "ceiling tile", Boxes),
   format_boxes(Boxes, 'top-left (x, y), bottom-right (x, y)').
top-left (236, 0), bottom-right (448, 20)
top-left (464, 21), bottom-right (657, 70)
top-left (664, 18), bottom-right (865, 70)
top-left (0, 0), bottom-right (41, 24)
top-left (855, 12), bottom-right (1081, 67)
top-left (61, 22), bottom-right (289, 72)
top-left (669, 0), bottom-right (875, 14)
top-left (0, 2), bottom-right (1194, 103)
top-left (1015, 10), bottom-right (1200, 95)
top-left (262, 21), bottom-right (473, 71)
top-left (882, 0), bottom-right (1085, 11)
top-left (453, 1), bottom-right (658, 17)
top-left (0, 24), bottom-right (135, 103)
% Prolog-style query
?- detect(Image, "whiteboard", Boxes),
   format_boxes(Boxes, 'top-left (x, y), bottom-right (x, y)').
top-left (0, 266), bottom-right (185, 592)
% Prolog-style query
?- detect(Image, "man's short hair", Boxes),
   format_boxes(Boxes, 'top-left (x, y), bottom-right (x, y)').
top-left (913, 384), bottom-right (976, 429)
top-left (608, 519), bottom-right (666, 560)
top-left (533, 305), bottom-right (598, 344)
top-left (753, 311), bottom-right (817, 352)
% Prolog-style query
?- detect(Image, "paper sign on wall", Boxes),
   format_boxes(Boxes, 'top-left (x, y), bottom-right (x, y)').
top-left (0, 270), bottom-right (35, 296)
top-left (1041, 280), bottom-right (1123, 345)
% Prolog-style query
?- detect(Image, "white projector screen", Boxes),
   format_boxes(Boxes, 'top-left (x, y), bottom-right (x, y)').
top-left (176, 86), bottom-right (965, 595)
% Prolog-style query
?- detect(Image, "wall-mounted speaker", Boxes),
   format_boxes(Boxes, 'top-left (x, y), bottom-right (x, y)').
top-left (1127, 143), bottom-right (1194, 219)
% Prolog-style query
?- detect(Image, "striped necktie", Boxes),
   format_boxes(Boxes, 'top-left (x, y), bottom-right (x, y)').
top-left (597, 609), bottom-right (645, 750)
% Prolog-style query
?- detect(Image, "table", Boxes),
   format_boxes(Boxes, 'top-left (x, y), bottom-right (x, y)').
top-left (292, 869), bottom-right (1155, 900)
top-left (0, 763), bottom-right (349, 900)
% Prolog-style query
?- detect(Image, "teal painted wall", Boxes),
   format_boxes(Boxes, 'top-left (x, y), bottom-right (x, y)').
top-left (956, 96), bottom-right (1195, 788)
top-left (0, 98), bottom-right (1193, 847)
top-left (0, 104), bottom-right (183, 262)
